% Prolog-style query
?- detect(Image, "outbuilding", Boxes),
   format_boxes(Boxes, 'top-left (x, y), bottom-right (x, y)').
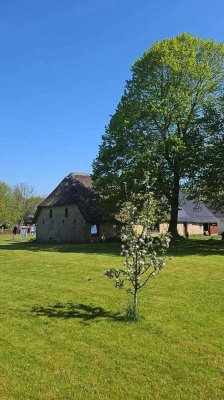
top-left (159, 197), bottom-right (219, 236)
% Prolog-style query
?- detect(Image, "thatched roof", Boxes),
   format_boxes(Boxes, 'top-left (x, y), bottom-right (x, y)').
top-left (35, 173), bottom-right (104, 223)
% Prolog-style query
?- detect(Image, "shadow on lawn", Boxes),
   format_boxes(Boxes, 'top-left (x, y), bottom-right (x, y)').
top-left (1, 237), bottom-right (223, 257)
top-left (31, 302), bottom-right (125, 322)
top-left (0, 240), bottom-right (120, 256)
top-left (168, 237), bottom-right (224, 257)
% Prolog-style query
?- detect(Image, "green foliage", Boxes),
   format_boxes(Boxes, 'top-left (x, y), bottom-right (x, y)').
top-left (13, 183), bottom-right (35, 223)
top-left (187, 99), bottom-right (224, 210)
top-left (0, 182), bottom-right (17, 226)
top-left (0, 181), bottom-right (43, 226)
top-left (93, 33), bottom-right (224, 234)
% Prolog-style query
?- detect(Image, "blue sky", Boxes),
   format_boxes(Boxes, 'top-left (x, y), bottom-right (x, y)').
top-left (1, 0), bottom-right (223, 195)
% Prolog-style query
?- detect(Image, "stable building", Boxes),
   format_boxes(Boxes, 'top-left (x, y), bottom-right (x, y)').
top-left (34, 173), bottom-right (117, 243)
top-left (160, 198), bottom-right (219, 236)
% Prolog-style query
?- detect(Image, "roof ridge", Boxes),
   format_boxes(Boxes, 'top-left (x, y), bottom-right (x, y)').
top-left (68, 172), bottom-right (91, 177)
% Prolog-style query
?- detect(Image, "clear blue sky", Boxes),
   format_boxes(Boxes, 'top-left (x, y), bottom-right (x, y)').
top-left (1, 0), bottom-right (223, 196)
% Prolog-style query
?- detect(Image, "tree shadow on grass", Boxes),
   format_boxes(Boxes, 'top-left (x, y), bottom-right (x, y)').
top-left (31, 302), bottom-right (125, 323)
top-left (168, 237), bottom-right (224, 257)
top-left (1, 237), bottom-right (223, 257)
top-left (0, 240), bottom-right (120, 256)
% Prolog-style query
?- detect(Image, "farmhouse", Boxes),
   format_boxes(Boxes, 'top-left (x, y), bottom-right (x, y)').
top-left (35, 173), bottom-right (117, 243)
top-left (160, 197), bottom-right (219, 236)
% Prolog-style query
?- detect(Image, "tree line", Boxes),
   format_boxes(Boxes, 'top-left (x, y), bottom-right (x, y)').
top-left (0, 182), bottom-right (44, 227)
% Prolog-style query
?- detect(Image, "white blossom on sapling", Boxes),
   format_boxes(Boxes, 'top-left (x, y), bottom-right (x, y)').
top-left (105, 180), bottom-right (170, 320)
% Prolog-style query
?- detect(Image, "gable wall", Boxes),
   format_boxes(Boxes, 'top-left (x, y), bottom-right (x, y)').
top-left (36, 204), bottom-right (86, 242)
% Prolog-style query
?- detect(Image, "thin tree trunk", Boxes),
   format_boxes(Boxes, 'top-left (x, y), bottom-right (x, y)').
top-left (133, 289), bottom-right (138, 318)
top-left (133, 252), bottom-right (138, 319)
top-left (168, 160), bottom-right (180, 237)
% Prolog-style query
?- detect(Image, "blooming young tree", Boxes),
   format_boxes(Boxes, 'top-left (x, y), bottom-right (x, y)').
top-left (106, 185), bottom-right (170, 321)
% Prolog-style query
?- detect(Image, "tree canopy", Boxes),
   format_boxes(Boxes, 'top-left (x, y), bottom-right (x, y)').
top-left (188, 97), bottom-right (224, 211)
top-left (0, 181), bottom-right (43, 227)
top-left (93, 33), bottom-right (224, 235)
top-left (0, 182), bottom-right (16, 226)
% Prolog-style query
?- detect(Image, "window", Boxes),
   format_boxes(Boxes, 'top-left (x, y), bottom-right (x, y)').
top-left (50, 220), bottom-right (54, 231)
top-left (65, 208), bottom-right (68, 217)
top-left (91, 224), bottom-right (99, 236)
top-left (43, 220), bottom-right (44, 224)
top-left (151, 223), bottom-right (159, 232)
top-left (49, 209), bottom-right (52, 218)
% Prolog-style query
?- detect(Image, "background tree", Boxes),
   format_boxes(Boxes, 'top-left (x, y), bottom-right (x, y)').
top-left (13, 183), bottom-right (43, 223)
top-left (93, 33), bottom-right (224, 236)
top-left (0, 181), bottom-right (43, 227)
top-left (0, 182), bottom-right (16, 226)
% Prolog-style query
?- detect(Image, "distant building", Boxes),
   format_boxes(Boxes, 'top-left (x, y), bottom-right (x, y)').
top-left (34, 173), bottom-right (117, 243)
top-left (160, 196), bottom-right (219, 236)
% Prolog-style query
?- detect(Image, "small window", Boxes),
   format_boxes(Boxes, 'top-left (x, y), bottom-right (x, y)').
top-left (43, 220), bottom-right (44, 224)
top-left (91, 224), bottom-right (99, 236)
top-left (65, 208), bottom-right (68, 217)
top-left (74, 219), bottom-right (76, 224)
top-left (151, 223), bottom-right (159, 232)
top-left (62, 220), bottom-right (64, 224)
top-left (49, 209), bottom-right (52, 218)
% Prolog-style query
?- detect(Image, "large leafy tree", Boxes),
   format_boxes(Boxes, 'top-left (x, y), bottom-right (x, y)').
top-left (93, 33), bottom-right (224, 235)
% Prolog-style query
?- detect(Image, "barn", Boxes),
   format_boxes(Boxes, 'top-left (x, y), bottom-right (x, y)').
top-left (35, 173), bottom-right (117, 243)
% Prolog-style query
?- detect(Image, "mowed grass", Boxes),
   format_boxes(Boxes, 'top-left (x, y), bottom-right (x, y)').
top-left (0, 235), bottom-right (223, 400)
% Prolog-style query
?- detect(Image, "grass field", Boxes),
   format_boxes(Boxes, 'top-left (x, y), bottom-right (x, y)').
top-left (0, 234), bottom-right (223, 400)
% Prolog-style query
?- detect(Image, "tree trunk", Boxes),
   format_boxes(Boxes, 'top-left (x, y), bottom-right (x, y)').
top-left (133, 288), bottom-right (138, 320)
top-left (168, 161), bottom-right (180, 237)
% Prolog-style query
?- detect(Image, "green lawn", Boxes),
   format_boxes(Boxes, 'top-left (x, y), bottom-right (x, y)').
top-left (0, 235), bottom-right (223, 400)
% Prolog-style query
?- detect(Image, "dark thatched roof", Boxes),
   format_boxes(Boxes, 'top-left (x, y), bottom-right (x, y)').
top-left (35, 173), bottom-right (104, 223)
